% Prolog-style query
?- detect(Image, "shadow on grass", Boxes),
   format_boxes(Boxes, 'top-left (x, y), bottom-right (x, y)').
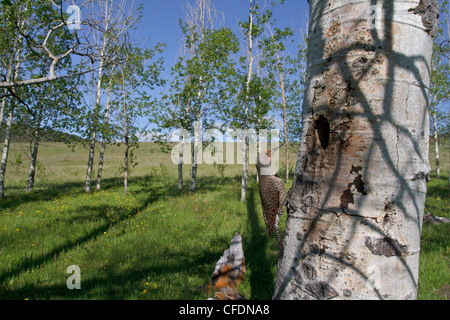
top-left (1, 243), bottom-right (230, 300)
top-left (0, 172), bottom-right (243, 212)
top-left (0, 172), bottom-right (247, 299)
top-left (0, 196), bottom-right (233, 299)
top-left (243, 187), bottom-right (276, 300)
top-left (0, 202), bottom-right (141, 286)
top-left (0, 171), bottom-right (275, 300)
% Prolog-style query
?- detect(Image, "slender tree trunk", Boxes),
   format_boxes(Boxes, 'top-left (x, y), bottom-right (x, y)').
top-left (26, 127), bottom-right (40, 193)
top-left (190, 119), bottom-right (202, 192)
top-left (96, 78), bottom-right (114, 191)
top-left (85, 58), bottom-right (106, 193)
top-left (0, 25), bottom-right (23, 199)
top-left (274, 0), bottom-right (436, 300)
top-left (85, 130), bottom-right (97, 193)
top-left (0, 95), bottom-right (7, 131)
top-left (124, 135), bottom-right (129, 195)
top-left (96, 138), bottom-right (107, 191)
top-left (122, 74), bottom-right (129, 195)
top-left (279, 68), bottom-right (290, 183)
top-left (432, 94), bottom-right (440, 178)
top-left (85, 6), bottom-right (110, 193)
top-left (0, 104), bottom-right (14, 199)
top-left (178, 98), bottom-right (190, 190)
top-left (0, 64), bottom-right (14, 128)
top-left (178, 135), bottom-right (184, 189)
top-left (241, 133), bottom-right (249, 202)
top-left (190, 69), bottom-right (204, 193)
top-left (241, 0), bottom-right (254, 203)
top-left (26, 105), bottom-right (43, 193)
top-left (0, 10), bottom-right (24, 128)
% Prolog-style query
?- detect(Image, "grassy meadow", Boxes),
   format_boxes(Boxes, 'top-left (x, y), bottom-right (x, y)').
top-left (0, 141), bottom-right (448, 300)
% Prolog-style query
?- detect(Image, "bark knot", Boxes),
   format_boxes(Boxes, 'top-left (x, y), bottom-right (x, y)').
top-left (365, 236), bottom-right (408, 257)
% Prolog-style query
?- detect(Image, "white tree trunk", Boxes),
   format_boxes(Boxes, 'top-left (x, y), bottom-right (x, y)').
top-left (190, 120), bottom-right (202, 192)
top-left (26, 105), bottom-right (43, 193)
top-left (124, 135), bottom-right (129, 195)
top-left (0, 57), bottom-right (15, 127)
top-left (432, 94), bottom-right (440, 178)
top-left (274, 0), bottom-right (435, 300)
top-left (279, 68), bottom-right (289, 183)
top-left (96, 78), bottom-right (114, 191)
top-left (84, 46), bottom-right (107, 193)
top-left (241, 0), bottom-right (254, 203)
top-left (85, 0), bottom-right (118, 193)
top-left (178, 135), bottom-right (185, 190)
top-left (0, 23), bottom-right (24, 199)
top-left (85, 130), bottom-right (97, 193)
top-left (0, 105), bottom-right (14, 199)
top-left (122, 72), bottom-right (129, 195)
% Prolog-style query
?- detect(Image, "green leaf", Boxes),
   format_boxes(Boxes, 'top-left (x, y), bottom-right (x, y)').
top-left (1, 0), bottom-right (12, 7)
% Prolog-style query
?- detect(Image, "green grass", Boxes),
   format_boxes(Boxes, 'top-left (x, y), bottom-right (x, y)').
top-left (0, 141), bottom-right (448, 300)
top-left (418, 174), bottom-right (450, 300)
top-left (1, 142), bottom-right (287, 300)
top-left (417, 139), bottom-right (450, 300)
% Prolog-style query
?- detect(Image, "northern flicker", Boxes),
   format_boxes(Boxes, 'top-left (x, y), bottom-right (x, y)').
top-left (256, 143), bottom-right (286, 251)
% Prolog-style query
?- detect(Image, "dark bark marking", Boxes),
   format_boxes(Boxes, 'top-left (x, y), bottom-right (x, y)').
top-left (340, 165), bottom-right (368, 211)
top-left (315, 116), bottom-right (330, 150)
top-left (412, 171), bottom-right (430, 181)
top-left (408, 0), bottom-right (440, 38)
top-left (292, 267), bottom-right (303, 284)
top-left (303, 282), bottom-right (339, 300)
top-left (365, 236), bottom-right (408, 257)
top-left (343, 289), bottom-right (352, 297)
top-left (302, 263), bottom-right (318, 280)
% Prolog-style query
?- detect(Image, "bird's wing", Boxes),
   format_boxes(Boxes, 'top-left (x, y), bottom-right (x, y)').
top-left (267, 190), bottom-right (280, 237)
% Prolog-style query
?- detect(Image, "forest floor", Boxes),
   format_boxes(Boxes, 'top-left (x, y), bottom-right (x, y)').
top-left (0, 142), bottom-right (448, 300)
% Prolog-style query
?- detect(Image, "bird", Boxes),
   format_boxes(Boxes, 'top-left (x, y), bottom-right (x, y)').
top-left (256, 143), bottom-right (287, 252)
top-left (208, 233), bottom-right (246, 300)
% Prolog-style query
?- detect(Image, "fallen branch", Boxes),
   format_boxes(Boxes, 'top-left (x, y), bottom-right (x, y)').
top-left (424, 212), bottom-right (450, 224)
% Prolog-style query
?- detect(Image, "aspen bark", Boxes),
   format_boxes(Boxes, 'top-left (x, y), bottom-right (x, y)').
top-left (85, 1), bottom-right (112, 193)
top-left (431, 94), bottom-right (440, 179)
top-left (178, 135), bottom-right (185, 190)
top-left (274, 0), bottom-right (436, 300)
top-left (241, 0), bottom-right (254, 203)
top-left (190, 119), bottom-right (202, 192)
top-left (26, 105), bottom-right (43, 193)
top-left (0, 22), bottom-right (24, 199)
top-left (0, 105), bottom-right (14, 199)
top-left (122, 72), bottom-right (129, 195)
top-left (279, 67), bottom-right (289, 183)
top-left (85, 49), bottom-right (107, 193)
top-left (96, 78), bottom-right (114, 191)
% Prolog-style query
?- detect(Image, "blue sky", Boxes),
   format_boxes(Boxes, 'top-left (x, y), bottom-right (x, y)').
top-left (136, 0), bottom-right (310, 84)
top-left (126, 0), bottom-right (310, 139)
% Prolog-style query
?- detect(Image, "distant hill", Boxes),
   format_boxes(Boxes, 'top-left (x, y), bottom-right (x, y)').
top-left (0, 124), bottom-right (85, 143)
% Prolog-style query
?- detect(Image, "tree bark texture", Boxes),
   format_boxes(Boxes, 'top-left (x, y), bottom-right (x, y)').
top-left (190, 120), bottom-right (202, 192)
top-left (0, 105), bottom-right (14, 199)
top-left (431, 94), bottom-right (440, 179)
top-left (96, 78), bottom-right (114, 191)
top-left (274, 0), bottom-right (436, 300)
top-left (241, 0), bottom-right (255, 203)
top-left (178, 136), bottom-right (185, 190)
top-left (26, 105), bottom-right (43, 193)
